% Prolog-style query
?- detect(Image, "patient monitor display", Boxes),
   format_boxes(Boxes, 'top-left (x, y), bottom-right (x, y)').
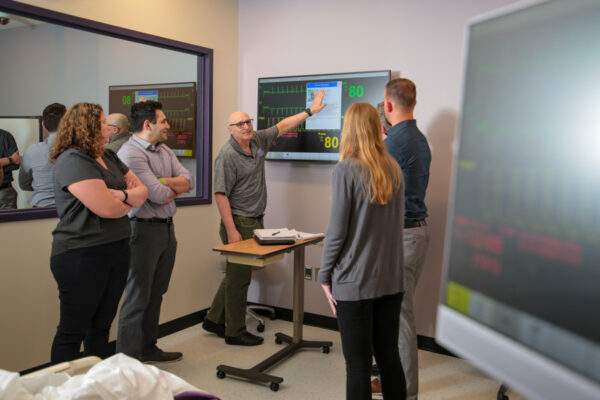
top-left (257, 70), bottom-right (390, 161)
top-left (109, 82), bottom-right (196, 158)
top-left (437, 1), bottom-right (600, 399)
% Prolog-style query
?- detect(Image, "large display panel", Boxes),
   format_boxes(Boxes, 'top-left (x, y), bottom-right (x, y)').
top-left (436, 0), bottom-right (600, 399)
top-left (257, 70), bottom-right (390, 161)
top-left (109, 82), bottom-right (196, 158)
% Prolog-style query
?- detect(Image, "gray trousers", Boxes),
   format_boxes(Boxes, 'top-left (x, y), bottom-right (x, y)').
top-left (117, 220), bottom-right (177, 358)
top-left (400, 225), bottom-right (429, 400)
top-left (0, 185), bottom-right (17, 209)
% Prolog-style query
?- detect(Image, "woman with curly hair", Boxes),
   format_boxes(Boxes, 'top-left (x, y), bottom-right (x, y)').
top-left (318, 102), bottom-right (406, 399)
top-left (49, 102), bottom-right (147, 363)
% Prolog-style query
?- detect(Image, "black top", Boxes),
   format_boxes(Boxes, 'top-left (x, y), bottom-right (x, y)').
top-left (0, 129), bottom-right (19, 185)
top-left (51, 148), bottom-right (130, 256)
top-left (384, 120), bottom-right (431, 221)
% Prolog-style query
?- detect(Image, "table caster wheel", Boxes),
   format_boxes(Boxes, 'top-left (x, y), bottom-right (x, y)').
top-left (257, 324), bottom-right (265, 332)
top-left (275, 337), bottom-right (283, 345)
top-left (270, 382), bottom-right (279, 392)
top-left (216, 370), bottom-right (226, 379)
top-left (322, 346), bottom-right (330, 354)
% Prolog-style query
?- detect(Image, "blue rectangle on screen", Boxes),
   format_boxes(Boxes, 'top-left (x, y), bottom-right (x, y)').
top-left (307, 82), bottom-right (338, 88)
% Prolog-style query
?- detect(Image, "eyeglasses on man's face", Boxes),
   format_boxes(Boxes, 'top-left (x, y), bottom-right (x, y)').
top-left (229, 119), bottom-right (253, 128)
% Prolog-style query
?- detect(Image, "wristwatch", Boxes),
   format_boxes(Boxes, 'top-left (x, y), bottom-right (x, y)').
top-left (8, 157), bottom-right (13, 164)
top-left (304, 108), bottom-right (312, 117)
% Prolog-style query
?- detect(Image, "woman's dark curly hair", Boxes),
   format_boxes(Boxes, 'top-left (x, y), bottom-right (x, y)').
top-left (50, 102), bottom-right (105, 163)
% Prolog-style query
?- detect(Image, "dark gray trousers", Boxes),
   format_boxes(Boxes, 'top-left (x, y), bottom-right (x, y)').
top-left (0, 185), bottom-right (17, 209)
top-left (116, 220), bottom-right (177, 358)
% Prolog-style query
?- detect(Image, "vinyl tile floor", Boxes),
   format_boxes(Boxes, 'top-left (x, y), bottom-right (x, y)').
top-left (156, 318), bottom-right (529, 400)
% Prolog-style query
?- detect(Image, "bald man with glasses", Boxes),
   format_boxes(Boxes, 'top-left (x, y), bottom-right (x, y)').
top-left (105, 113), bottom-right (131, 153)
top-left (203, 90), bottom-right (326, 346)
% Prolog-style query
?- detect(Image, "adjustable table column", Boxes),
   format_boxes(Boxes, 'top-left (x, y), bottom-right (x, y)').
top-left (212, 237), bottom-right (332, 392)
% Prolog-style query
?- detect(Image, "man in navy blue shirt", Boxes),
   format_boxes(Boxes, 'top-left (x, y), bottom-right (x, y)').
top-left (379, 78), bottom-right (432, 400)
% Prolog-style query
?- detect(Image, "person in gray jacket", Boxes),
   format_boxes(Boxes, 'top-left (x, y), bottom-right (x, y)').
top-left (318, 102), bottom-right (406, 400)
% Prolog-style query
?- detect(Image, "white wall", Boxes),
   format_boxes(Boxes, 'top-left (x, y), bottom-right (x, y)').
top-left (0, 0), bottom-right (239, 372)
top-left (239, 0), bottom-right (520, 336)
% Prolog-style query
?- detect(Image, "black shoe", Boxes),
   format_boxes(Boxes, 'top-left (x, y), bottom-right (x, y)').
top-left (203, 318), bottom-right (225, 338)
top-left (140, 348), bottom-right (183, 363)
top-left (225, 331), bottom-right (264, 346)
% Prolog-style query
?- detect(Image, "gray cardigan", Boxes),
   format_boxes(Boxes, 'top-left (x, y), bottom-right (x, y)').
top-left (318, 159), bottom-right (405, 301)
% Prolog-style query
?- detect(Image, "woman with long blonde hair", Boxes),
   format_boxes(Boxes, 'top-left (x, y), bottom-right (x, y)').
top-left (318, 102), bottom-right (406, 399)
top-left (49, 102), bottom-right (147, 363)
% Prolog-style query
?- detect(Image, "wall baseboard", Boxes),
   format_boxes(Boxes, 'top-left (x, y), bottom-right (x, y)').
top-left (21, 305), bottom-right (455, 374)
top-left (249, 303), bottom-right (456, 358)
top-left (19, 310), bottom-right (208, 375)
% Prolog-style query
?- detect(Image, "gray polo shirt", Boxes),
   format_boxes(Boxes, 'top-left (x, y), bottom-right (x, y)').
top-left (105, 132), bottom-right (132, 153)
top-left (318, 158), bottom-right (405, 301)
top-left (214, 126), bottom-right (279, 217)
top-left (19, 133), bottom-right (56, 207)
top-left (117, 135), bottom-right (194, 218)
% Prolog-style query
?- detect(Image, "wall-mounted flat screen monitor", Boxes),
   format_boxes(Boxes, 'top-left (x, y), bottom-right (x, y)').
top-left (109, 82), bottom-right (196, 158)
top-left (436, 0), bottom-right (600, 399)
top-left (257, 70), bottom-right (390, 161)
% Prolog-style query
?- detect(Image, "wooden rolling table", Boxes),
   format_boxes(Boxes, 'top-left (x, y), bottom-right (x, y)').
top-left (212, 237), bottom-right (332, 392)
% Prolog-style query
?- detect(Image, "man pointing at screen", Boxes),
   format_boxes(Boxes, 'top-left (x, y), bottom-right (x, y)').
top-left (203, 90), bottom-right (326, 346)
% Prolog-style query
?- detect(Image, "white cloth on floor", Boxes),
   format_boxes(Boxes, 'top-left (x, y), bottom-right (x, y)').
top-left (0, 353), bottom-right (207, 400)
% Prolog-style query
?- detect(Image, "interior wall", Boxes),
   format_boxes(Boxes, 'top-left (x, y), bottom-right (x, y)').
top-left (0, 0), bottom-right (238, 372)
top-left (239, 0), bottom-right (521, 337)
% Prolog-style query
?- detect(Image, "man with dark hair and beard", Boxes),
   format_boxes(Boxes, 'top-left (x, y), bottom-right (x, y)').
top-left (117, 100), bottom-right (194, 363)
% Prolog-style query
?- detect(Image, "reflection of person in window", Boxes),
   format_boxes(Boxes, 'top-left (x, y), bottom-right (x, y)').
top-left (319, 103), bottom-right (406, 399)
top-left (48, 102), bottom-right (147, 363)
top-left (0, 128), bottom-right (22, 209)
top-left (19, 103), bottom-right (67, 207)
top-left (104, 113), bottom-right (131, 153)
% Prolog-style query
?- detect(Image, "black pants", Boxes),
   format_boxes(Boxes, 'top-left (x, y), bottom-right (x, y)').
top-left (336, 291), bottom-right (406, 400)
top-left (50, 239), bottom-right (129, 364)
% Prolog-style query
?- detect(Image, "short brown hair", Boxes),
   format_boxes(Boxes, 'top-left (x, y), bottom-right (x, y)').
top-left (385, 78), bottom-right (417, 109)
top-left (42, 103), bottom-right (66, 132)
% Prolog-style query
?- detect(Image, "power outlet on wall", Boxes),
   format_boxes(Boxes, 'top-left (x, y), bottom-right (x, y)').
top-left (304, 266), bottom-right (313, 280)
